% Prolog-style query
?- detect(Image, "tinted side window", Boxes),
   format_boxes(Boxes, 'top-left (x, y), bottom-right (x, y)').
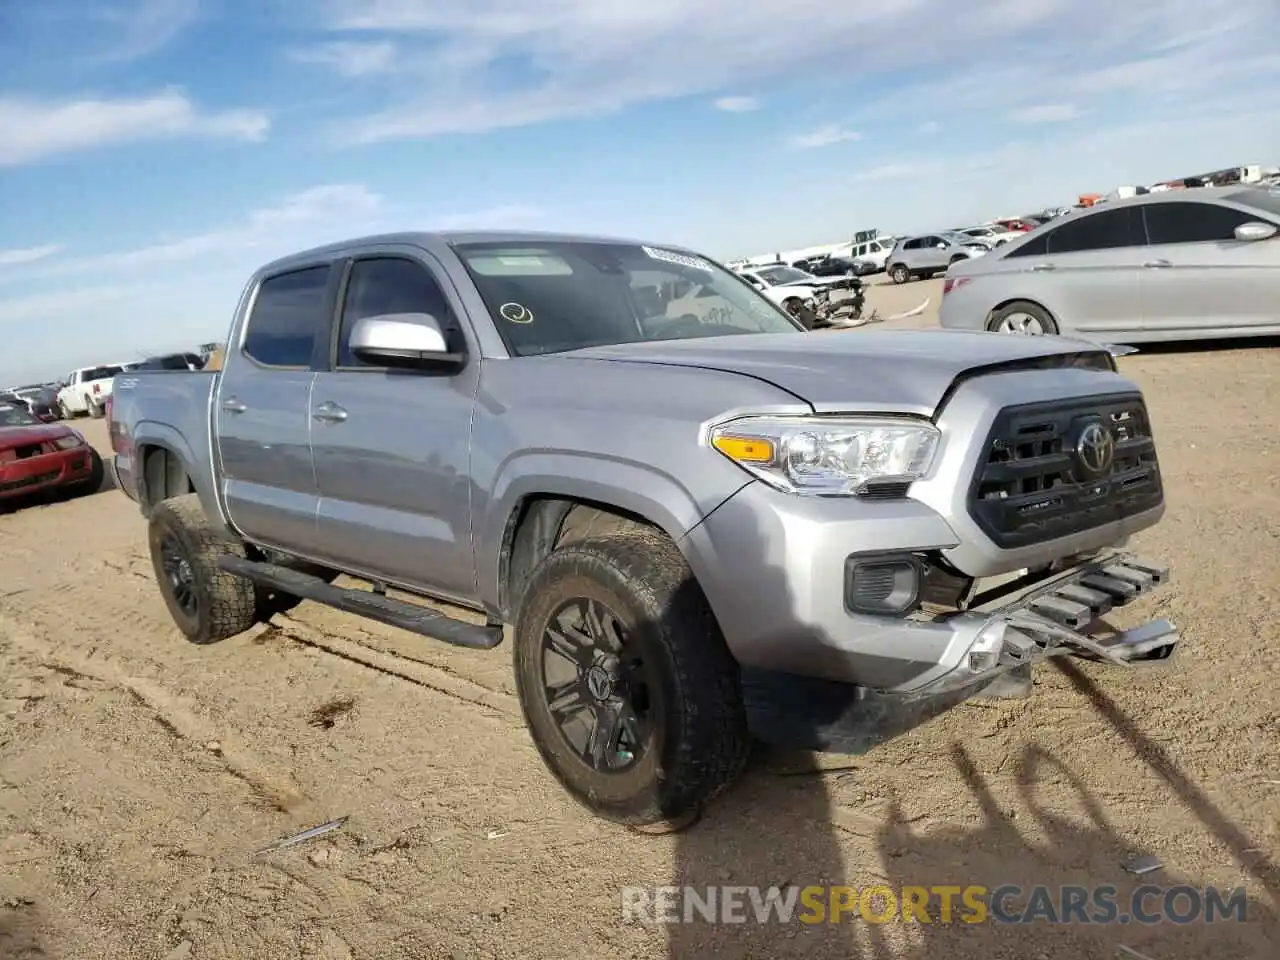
top-left (1004, 232), bottom-right (1049, 258)
top-left (337, 257), bottom-right (459, 367)
top-left (1043, 207), bottom-right (1141, 254)
top-left (903, 238), bottom-right (922, 250)
top-left (243, 266), bottom-right (331, 367)
top-left (1144, 202), bottom-right (1255, 244)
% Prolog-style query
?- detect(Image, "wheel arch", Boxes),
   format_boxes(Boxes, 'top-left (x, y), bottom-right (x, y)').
top-left (984, 297), bottom-right (1059, 331)
top-left (497, 494), bottom-right (667, 622)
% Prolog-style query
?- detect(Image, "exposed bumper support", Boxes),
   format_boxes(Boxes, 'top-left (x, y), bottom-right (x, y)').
top-left (897, 552), bottom-right (1177, 701)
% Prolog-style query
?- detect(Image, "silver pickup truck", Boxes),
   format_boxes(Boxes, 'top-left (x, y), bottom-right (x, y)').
top-left (109, 230), bottom-right (1177, 830)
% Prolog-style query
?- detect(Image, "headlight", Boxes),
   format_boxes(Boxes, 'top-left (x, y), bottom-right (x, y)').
top-left (54, 434), bottom-right (84, 450)
top-left (708, 415), bottom-right (939, 496)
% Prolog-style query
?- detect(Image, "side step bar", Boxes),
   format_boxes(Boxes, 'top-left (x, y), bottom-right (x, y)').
top-left (217, 556), bottom-right (504, 650)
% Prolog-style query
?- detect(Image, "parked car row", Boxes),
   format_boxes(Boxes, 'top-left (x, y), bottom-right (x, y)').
top-left (2, 351), bottom-right (210, 423)
top-left (938, 185), bottom-right (1280, 343)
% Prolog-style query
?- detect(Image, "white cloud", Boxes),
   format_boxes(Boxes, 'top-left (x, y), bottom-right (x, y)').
top-left (0, 245), bottom-right (63, 267)
top-left (713, 95), bottom-right (759, 113)
top-left (90, 0), bottom-right (200, 63)
top-left (0, 90), bottom-right (269, 167)
top-left (290, 40), bottom-right (398, 77)
top-left (1008, 103), bottom-right (1081, 123)
top-left (788, 124), bottom-right (862, 149)
top-left (917, 120), bottom-right (940, 134)
top-left (303, 0), bottom-right (1278, 146)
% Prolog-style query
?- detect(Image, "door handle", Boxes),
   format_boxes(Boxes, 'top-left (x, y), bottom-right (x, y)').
top-left (221, 397), bottom-right (247, 414)
top-left (1031, 263), bottom-right (1056, 271)
top-left (312, 401), bottom-right (348, 423)
top-left (1143, 259), bottom-right (1172, 268)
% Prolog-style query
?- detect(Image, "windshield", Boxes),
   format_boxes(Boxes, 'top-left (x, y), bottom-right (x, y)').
top-left (753, 265), bottom-right (812, 285)
top-left (1232, 186), bottom-right (1280, 218)
top-left (0, 402), bottom-right (37, 427)
top-left (452, 240), bottom-right (803, 356)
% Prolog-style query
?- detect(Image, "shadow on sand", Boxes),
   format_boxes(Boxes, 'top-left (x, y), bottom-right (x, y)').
top-left (634, 502), bottom-right (1279, 959)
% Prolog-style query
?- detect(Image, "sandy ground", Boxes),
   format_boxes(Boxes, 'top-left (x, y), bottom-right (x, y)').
top-left (2, 283), bottom-right (1277, 959)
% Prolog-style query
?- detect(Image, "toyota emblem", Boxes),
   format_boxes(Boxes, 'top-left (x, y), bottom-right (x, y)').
top-left (1075, 421), bottom-right (1115, 476)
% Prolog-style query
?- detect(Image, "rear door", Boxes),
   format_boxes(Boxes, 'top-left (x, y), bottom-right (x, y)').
top-left (309, 248), bottom-right (482, 603)
top-left (916, 236), bottom-right (951, 272)
top-left (215, 263), bottom-right (338, 555)
top-left (1138, 199), bottom-right (1279, 332)
top-left (1001, 206), bottom-right (1146, 333)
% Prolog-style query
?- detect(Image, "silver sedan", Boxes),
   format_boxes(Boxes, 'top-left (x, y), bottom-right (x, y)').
top-left (938, 186), bottom-right (1280, 343)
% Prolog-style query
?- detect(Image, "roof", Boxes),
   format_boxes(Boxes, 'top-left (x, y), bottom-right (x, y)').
top-left (256, 228), bottom-right (697, 277)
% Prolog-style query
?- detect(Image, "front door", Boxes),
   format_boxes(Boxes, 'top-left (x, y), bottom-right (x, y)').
top-left (1138, 199), bottom-right (1279, 332)
top-left (310, 249), bottom-right (481, 604)
top-left (215, 263), bottom-right (334, 556)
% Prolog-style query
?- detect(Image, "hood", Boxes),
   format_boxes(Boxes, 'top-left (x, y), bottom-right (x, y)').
top-left (0, 422), bottom-right (76, 449)
top-left (568, 330), bottom-right (1114, 415)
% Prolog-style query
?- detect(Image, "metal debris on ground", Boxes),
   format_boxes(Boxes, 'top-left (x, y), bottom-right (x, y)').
top-left (1116, 945), bottom-right (1159, 960)
top-left (253, 816), bottom-right (350, 858)
top-left (486, 830), bottom-right (508, 840)
top-left (1122, 854), bottom-right (1162, 876)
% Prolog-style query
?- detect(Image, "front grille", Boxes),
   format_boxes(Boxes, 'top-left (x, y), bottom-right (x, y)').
top-left (968, 393), bottom-right (1162, 549)
top-left (0, 470), bottom-right (58, 493)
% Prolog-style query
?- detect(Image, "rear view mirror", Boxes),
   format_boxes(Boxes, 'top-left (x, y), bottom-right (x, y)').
top-left (348, 313), bottom-right (462, 368)
top-left (1234, 221), bottom-right (1277, 242)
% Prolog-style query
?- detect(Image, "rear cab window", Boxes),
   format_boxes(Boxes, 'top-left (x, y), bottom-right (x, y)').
top-left (242, 265), bottom-right (332, 367)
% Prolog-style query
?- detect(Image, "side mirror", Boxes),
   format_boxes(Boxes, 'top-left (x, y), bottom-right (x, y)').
top-left (348, 313), bottom-right (462, 369)
top-left (1234, 221), bottom-right (1277, 242)
top-left (936, 243), bottom-right (947, 250)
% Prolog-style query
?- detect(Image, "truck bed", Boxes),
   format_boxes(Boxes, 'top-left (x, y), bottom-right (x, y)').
top-left (109, 370), bottom-right (219, 508)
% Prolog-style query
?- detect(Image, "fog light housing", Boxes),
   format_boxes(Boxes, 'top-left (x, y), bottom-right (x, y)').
top-left (845, 553), bottom-right (921, 616)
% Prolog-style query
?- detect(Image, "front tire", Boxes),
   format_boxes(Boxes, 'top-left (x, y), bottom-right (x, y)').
top-left (148, 493), bottom-right (257, 645)
top-left (72, 448), bottom-right (105, 496)
top-left (513, 533), bottom-right (750, 830)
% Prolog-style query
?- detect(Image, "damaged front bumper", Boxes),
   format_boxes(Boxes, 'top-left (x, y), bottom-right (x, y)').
top-left (896, 551), bottom-right (1177, 702)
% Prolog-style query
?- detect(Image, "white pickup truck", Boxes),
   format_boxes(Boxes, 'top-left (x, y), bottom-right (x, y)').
top-left (56, 364), bottom-right (124, 419)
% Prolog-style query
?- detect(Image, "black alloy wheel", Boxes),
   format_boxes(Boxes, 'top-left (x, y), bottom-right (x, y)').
top-left (160, 533), bottom-right (199, 620)
top-left (540, 597), bottom-right (654, 773)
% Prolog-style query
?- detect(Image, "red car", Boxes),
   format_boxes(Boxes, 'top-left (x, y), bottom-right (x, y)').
top-left (0, 399), bottom-right (103, 504)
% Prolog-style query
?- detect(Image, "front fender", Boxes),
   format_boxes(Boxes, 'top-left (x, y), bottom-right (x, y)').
top-left (475, 451), bottom-right (746, 611)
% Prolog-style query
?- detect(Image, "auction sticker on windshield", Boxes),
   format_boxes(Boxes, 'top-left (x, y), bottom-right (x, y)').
top-left (642, 246), bottom-right (713, 272)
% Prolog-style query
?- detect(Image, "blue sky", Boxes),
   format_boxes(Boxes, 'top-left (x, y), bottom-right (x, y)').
top-left (1, 0), bottom-right (1277, 384)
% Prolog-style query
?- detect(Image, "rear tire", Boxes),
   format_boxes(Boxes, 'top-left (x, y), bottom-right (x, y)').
top-left (987, 300), bottom-right (1059, 335)
top-left (148, 493), bottom-right (257, 645)
top-left (889, 264), bottom-right (910, 284)
top-left (513, 532), bottom-right (750, 830)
